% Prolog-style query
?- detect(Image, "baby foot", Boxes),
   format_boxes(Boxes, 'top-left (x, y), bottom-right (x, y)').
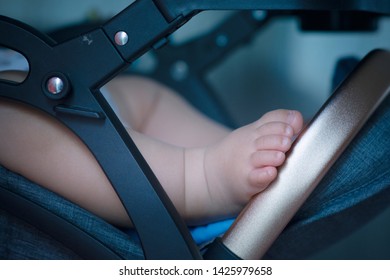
top-left (203, 109), bottom-right (303, 217)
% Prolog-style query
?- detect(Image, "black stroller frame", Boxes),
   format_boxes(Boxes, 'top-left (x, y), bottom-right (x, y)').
top-left (0, 0), bottom-right (390, 259)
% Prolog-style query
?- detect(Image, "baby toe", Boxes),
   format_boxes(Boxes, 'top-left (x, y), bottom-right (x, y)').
top-left (287, 110), bottom-right (304, 134)
top-left (248, 166), bottom-right (277, 191)
top-left (255, 135), bottom-right (292, 152)
top-left (257, 109), bottom-right (303, 136)
top-left (256, 122), bottom-right (294, 138)
top-left (251, 150), bottom-right (285, 168)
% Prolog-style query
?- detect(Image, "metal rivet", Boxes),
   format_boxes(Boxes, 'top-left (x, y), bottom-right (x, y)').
top-left (47, 77), bottom-right (64, 95)
top-left (114, 31), bottom-right (129, 46)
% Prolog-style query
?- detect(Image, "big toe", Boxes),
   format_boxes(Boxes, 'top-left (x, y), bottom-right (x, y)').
top-left (288, 110), bottom-right (304, 134)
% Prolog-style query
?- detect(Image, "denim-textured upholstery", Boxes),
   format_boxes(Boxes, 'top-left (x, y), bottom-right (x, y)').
top-left (0, 166), bottom-right (144, 260)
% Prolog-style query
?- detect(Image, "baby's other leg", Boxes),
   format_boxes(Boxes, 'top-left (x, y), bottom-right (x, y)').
top-left (105, 76), bottom-right (230, 148)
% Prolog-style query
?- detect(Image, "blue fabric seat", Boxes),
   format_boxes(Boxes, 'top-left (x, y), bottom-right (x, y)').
top-left (0, 165), bottom-right (144, 259)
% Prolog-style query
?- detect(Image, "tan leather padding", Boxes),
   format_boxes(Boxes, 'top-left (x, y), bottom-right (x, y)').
top-left (222, 49), bottom-right (390, 259)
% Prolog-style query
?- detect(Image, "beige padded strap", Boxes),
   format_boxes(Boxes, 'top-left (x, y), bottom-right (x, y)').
top-left (222, 49), bottom-right (390, 259)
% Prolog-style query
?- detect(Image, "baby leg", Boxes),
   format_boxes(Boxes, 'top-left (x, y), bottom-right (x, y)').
top-left (0, 97), bottom-right (302, 226)
top-left (184, 109), bottom-right (304, 222)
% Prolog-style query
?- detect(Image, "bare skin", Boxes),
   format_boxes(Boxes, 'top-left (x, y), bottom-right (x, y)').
top-left (0, 74), bottom-right (303, 227)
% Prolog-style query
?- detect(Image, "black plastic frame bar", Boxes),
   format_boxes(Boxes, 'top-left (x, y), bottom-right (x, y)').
top-left (154, 0), bottom-right (390, 22)
top-left (0, 0), bottom-right (200, 260)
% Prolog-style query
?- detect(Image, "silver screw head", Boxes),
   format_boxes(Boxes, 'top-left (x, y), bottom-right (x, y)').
top-left (114, 31), bottom-right (129, 46)
top-left (47, 77), bottom-right (64, 95)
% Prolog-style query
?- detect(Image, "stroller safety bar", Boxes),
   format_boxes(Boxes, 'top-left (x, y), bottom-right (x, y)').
top-left (217, 49), bottom-right (390, 259)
